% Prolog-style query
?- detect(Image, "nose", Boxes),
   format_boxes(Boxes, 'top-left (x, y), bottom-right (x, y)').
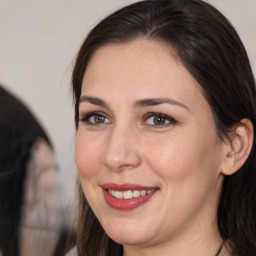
top-left (103, 125), bottom-right (141, 172)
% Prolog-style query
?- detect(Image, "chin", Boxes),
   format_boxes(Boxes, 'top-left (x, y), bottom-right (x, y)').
top-left (104, 224), bottom-right (155, 246)
top-left (111, 234), bottom-right (151, 246)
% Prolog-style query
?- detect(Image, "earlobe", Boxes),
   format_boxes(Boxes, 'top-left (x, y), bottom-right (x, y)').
top-left (221, 119), bottom-right (254, 176)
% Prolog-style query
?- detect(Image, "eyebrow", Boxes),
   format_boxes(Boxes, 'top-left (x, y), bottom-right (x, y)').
top-left (79, 96), bottom-right (108, 108)
top-left (134, 98), bottom-right (189, 111)
top-left (79, 96), bottom-right (189, 111)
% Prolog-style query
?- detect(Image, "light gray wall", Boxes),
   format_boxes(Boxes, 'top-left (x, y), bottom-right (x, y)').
top-left (207, 0), bottom-right (256, 71)
top-left (0, 0), bottom-right (255, 225)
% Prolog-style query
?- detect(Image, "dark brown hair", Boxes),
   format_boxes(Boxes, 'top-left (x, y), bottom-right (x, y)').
top-left (72, 1), bottom-right (256, 255)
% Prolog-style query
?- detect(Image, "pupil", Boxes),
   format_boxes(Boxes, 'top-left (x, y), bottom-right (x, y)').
top-left (95, 115), bottom-right (104, 123)
top-left (154, 116), bottom-right (165, 125)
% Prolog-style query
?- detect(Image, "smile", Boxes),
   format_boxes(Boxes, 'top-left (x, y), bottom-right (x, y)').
top-left (101, 183), bottom-right (159, 210)
top-left (108, 189), bottom-right (155, 199)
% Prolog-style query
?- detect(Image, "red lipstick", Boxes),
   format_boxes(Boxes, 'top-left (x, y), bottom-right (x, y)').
top-left (101, 183), bottom-right (159, 210)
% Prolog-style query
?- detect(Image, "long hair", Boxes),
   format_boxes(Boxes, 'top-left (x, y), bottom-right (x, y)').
top-left (72, 1), bottom-right (256, 255)
top-left (0, 85), bottom-right (51, 256)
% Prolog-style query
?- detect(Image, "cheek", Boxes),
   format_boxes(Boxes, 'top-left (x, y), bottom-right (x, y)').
top-left (146, 134), bottom-right (221, 224)
top-left (75, 132), bottom-right (102, 179)
top-left (75, 133), bottom-right (104, 211)
top-left (146, 136), bottom-right (193, 179)
top-left (145, 130), bottom-right (221, 186)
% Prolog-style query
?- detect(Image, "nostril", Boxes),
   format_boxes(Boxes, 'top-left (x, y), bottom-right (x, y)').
top-left (118, 164), bottom-right (134, 170)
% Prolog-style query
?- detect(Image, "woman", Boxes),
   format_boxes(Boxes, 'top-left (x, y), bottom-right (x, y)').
top-left (72, 0), bottom-right (256, 255)
top-left (0, 85), bottom-right (61, 256)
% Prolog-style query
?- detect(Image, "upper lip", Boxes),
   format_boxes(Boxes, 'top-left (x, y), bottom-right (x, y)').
top-left (101, 183), bottom-right (159, 191)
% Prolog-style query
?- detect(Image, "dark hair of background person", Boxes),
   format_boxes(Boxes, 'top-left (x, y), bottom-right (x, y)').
top-left (71, 0), bottom-right (256, 255)
top-left (0, 85), bottom-right (51, 256)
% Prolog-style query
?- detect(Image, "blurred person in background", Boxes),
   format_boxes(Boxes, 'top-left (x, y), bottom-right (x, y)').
top-left (0, 85), bottom-right (67, 256)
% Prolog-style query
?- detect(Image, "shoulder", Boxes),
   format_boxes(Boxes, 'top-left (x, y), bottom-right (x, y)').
top-left (66, 246), bottom-right (78, 256)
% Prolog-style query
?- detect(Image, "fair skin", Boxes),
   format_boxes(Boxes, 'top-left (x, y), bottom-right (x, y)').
top-left (75, 39), bottom-right (252, 256)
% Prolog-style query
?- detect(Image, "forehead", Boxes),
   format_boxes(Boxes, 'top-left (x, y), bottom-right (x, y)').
top-left (81, 39), bottom-right (207, 110)
top-left (84, 39), bottom-right (180, 84)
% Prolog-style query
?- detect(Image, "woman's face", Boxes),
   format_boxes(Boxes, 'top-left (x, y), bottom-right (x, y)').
top-left (75, 39), bottom-right (226, 248)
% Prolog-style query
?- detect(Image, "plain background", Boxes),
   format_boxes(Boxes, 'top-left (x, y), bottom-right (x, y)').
top-left (0, 0), bottom-right (255, 226)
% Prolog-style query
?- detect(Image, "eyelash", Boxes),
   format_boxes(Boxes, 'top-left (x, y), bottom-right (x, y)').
top-left (79, 112), bottom-right (110, 126)
top-left (79, 112), bottom-right (177, 128)
top-left (143, 112), bottom-right (177, 128)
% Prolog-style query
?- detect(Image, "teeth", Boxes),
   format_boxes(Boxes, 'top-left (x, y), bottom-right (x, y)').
top-left (108, 189), bottom-right (155, 199)
top-left (141, 190), bottom-right (146, 196)
top-left (133, 190), bottom-right (140, 198)
top-left (123, 190), bottom-right (133, 199)
top-left (114, 191), bottom-right (122, 199)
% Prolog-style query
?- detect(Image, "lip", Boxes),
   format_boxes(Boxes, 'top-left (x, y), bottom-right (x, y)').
top-left (101, 183), bottom-right (159, 210)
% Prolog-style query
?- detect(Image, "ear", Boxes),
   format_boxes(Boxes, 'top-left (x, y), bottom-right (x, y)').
top-left (221, 118), bottom-right (254, 176)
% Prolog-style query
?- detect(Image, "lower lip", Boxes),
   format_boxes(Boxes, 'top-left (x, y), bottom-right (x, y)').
top-left (103, 189), bottom-right (157, 210)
